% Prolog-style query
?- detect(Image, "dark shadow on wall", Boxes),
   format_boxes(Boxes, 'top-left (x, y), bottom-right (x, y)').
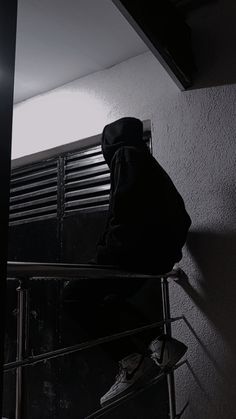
top-left (186, 0), bottom-right (236, 89)
top-left (175, 230), bottom-right (236, 417)
top-left (183, 230), bottom-right (236, 346)
top-left (177, 231), bottom-right (236, 395)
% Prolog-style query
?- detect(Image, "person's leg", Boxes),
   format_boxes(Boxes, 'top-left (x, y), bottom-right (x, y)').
top-left (98, 277), bottom-right (164, 361)
top-left (62, 277), bottom-right (152, 361)
top-left (62, 278), bottom-right (116, 341)
top-left (98, 292), bottom-right (148, 361)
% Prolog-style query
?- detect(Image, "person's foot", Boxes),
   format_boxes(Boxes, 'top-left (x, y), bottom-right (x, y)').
top-left (149, 335), bottom-right (187, 371)
top-left (100, 353), bottom-right (158, 406)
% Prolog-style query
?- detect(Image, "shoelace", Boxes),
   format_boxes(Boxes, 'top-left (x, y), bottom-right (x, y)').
top-left (113, 363), bottom-right (126, 385)
top-left (107, 369), bottom-right (126, 392)
top-left (114, 360), bottom-right (138, 385)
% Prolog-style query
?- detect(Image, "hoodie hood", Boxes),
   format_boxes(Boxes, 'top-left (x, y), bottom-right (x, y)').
top-left (101, 117), bottom-right (146, 167)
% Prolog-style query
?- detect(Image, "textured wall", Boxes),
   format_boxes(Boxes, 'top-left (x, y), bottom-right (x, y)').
top-left (12, 51), bottom-right (236, 419)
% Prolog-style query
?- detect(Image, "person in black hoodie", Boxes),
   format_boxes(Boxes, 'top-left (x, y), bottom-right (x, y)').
top-left (63, 117), bottom-right (191, 406)
top-left (96, 117), bottom-right (191, 273)
top-left (94, 117), bottom-right (191, 405)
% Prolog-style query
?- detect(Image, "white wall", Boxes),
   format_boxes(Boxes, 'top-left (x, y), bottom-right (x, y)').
top-left (12, 51), bottom-right (236, 419)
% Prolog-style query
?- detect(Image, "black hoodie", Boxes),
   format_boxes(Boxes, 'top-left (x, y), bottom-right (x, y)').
top-left (96, 117), bottom-right (191, 274)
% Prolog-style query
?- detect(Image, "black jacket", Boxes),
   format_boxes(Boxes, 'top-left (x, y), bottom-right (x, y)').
top-left (96, 117), bottom-right (191, 273)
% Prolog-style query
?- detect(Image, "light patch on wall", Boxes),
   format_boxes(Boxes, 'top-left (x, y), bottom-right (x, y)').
top-left (12, 86), bottom-right (109, 159)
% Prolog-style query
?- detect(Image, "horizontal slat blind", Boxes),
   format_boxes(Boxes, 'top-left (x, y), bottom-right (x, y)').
top-left (9, 122), bottom-right (151, 224)
top-left (9, 160), bottom-right (58, 225)
top-left (64, 145), bottom-right (110, 214)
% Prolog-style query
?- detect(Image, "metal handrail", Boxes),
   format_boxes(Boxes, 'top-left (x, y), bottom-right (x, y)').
top-left (7, 261), bottom-right (183, 280)
top-left (4, 316), bottom-right (183, 371)
top-left (5, 262), bottom-right (186, 419)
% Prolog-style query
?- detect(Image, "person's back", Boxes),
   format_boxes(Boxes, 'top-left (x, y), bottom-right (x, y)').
top-left (96, 117), bottom-right (191, 273)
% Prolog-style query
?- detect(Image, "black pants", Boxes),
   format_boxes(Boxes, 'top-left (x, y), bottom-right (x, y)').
top-left (62, 276), bottom-right (164, 361)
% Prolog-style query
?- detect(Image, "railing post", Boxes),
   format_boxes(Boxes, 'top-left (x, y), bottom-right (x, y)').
top-left (15, 279), bottom-right (30, 419)
top-left (161, 277), bottom-right (176, 419)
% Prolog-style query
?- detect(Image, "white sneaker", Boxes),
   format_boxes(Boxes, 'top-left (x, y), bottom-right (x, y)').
top-left (100, 353), bottom-right (158, 406)
top-left (149, 335), bottom-right (187, 371)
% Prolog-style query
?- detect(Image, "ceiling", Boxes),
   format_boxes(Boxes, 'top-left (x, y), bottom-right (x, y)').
top-left (14, 0), bottom-right (148, 103)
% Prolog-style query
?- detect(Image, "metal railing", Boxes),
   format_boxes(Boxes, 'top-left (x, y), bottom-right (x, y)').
top-left (5, 262), bottom-right (188, 419)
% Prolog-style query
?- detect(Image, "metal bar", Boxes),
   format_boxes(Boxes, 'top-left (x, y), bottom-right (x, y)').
top-left (57, 155), bottom-right (65, 263)
top-left (65, 164), bottom-right (109, 181)
top-left (64, 203), bottom-right (109, 216)
top-left (10, 185), bottom-right (57, 202)
top-left (9, 213), bottom-right (56, 227)
top-left (10, 167), bottom-right (57, 185)
top-left (66, 155), bottom-right (104, 170)
top-left (66, 173), bottom-right (110, 190)
top-left (11, 159), bottom-right (57, 177)
top-left (15, 282), bottom-right (23, 419)
top-left (85, 360), bottom-right (187, 419)
top-left (10, 195), bottom-right (57, 211)
top-left (66, 145), bottom-right (102, 161)
top-left (65, 194), bottom-right (110, 208)
top-left (15, 280), bottom-right (30, 419)
top-left (10, 204), bottom-right (57, 220)
top-left (161, 277), bottom-right (176, 419)
top-left (10, 177), bottom-right (57, 194)
top-left (161, 278), bottom-right (172, 336)
top-left (7, 262), bottom-right (183, 281)
top-left (65, 184), bottom-right (110, 199)
top-left (4, 317), bottom-right (182, 371)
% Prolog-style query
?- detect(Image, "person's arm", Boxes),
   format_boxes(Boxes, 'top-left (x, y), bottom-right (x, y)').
top-left (96, 148), bottom-right (145, 264)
